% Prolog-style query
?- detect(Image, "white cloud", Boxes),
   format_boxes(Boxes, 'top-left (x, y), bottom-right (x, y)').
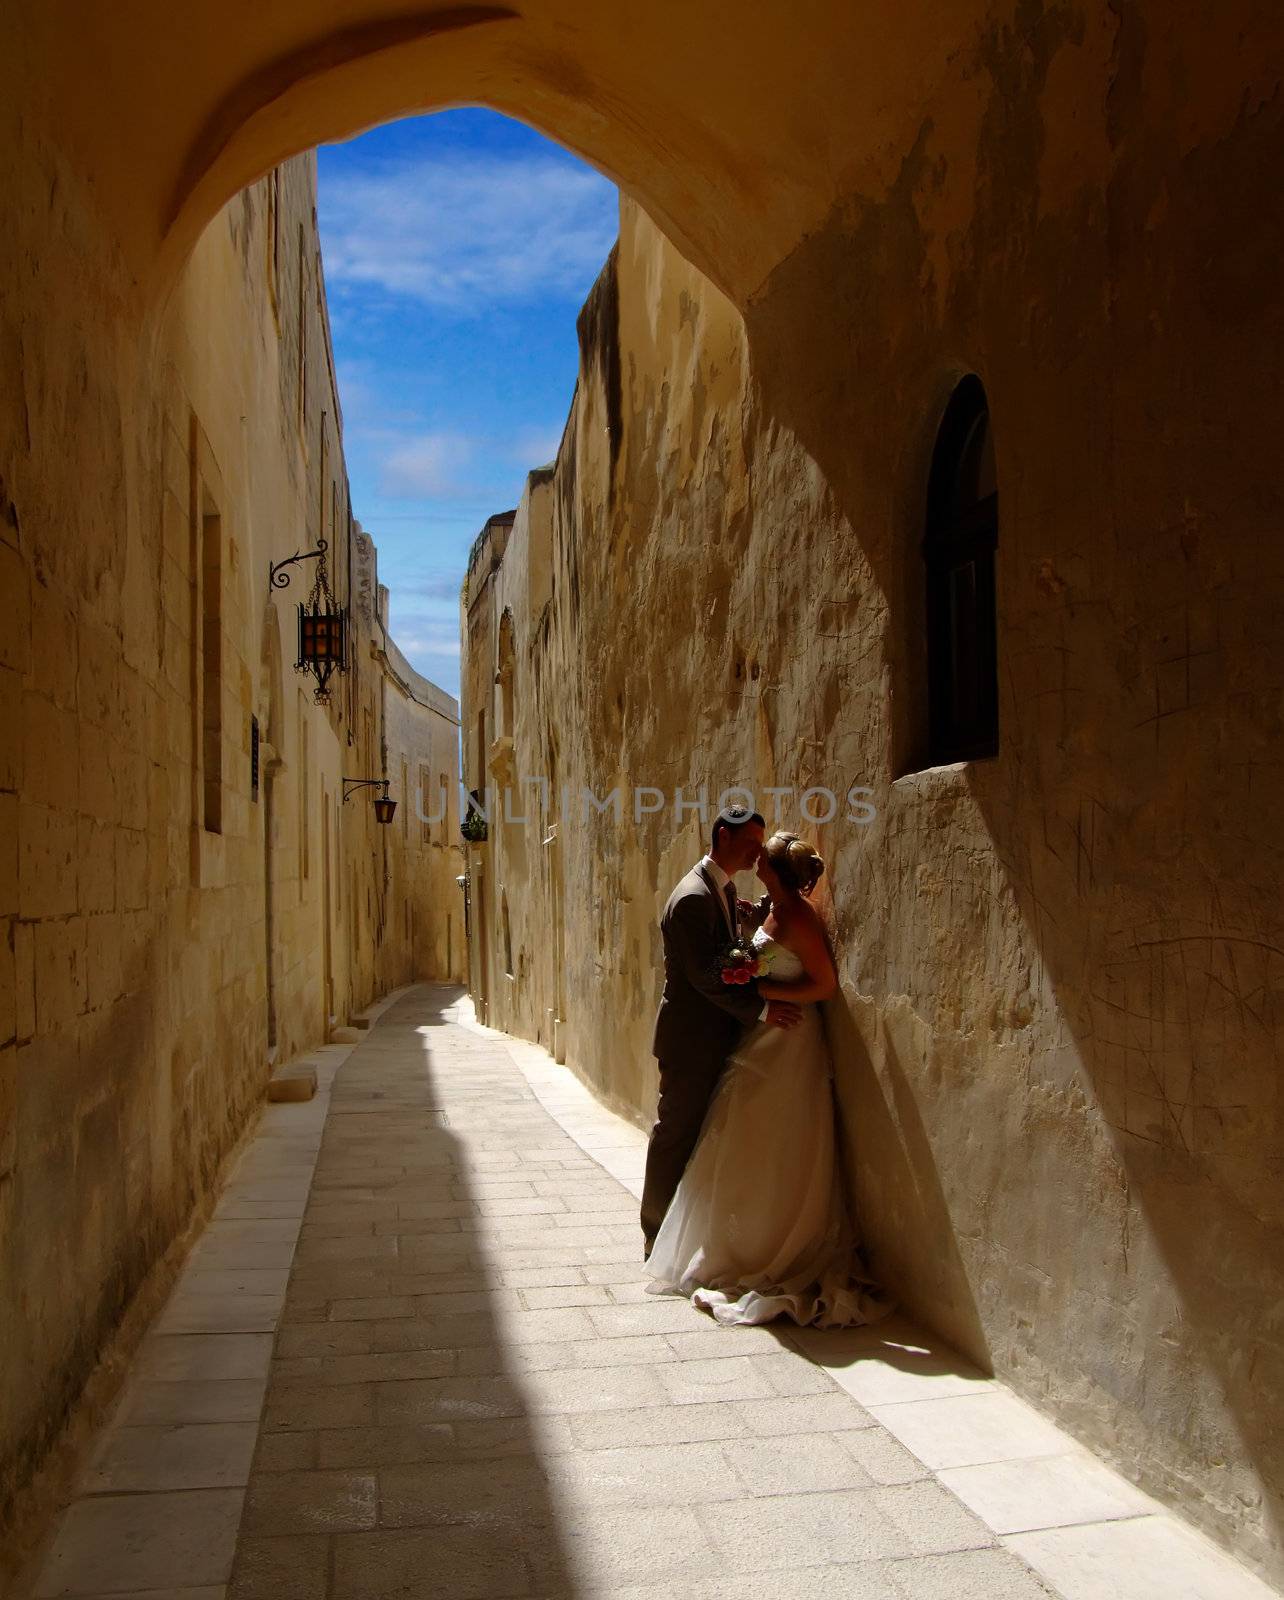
top-left (399, 571), bottom-right (466, 603)
top-left (393, 625), bottom-right (462, 662)
top-left (380, 432), bottom-right (473, 498)
top-left (393, 624), bottom-right (461, 696)
top-left (334, 358), bottom-right (424, 438)
top-left (320, 152), bottom-right (618, 312)
top-left (512, 423), bottom-right (565, 467)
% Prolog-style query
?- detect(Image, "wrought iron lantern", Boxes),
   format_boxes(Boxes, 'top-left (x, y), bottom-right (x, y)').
top-left (343, 776), bottom-right (396, 825)
top-left (269, 538), bottom-right (348, 705)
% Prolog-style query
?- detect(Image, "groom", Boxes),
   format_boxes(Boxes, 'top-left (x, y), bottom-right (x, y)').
top-left (641, 806), bottom-right (802, 1256)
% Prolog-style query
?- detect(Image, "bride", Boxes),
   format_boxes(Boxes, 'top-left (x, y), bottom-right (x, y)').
top-left (645, 830), bottom-right (890, 1328)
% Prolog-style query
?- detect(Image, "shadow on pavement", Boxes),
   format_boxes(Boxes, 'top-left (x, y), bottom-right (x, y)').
top-left (227, 984), bottom-right (577, 1599)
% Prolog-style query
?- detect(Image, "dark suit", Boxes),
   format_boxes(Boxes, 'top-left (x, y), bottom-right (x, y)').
top-left (641, 865), bottom-right (763, 1247)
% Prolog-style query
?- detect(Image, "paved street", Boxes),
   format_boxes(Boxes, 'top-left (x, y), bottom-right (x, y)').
top-left (28, 988), bottom-right (1278, 1599)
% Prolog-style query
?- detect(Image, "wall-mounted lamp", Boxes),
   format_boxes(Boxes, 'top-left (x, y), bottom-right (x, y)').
top-left (270, 538), bottom-right (348, 705)
top-left (343, 776), bottom-right (396, 825)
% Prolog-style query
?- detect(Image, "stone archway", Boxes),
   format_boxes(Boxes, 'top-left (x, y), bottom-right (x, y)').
top-left (6, 3), bottom-right (1284, 1583)
top-left (9, 0), bottom-right (980, 309)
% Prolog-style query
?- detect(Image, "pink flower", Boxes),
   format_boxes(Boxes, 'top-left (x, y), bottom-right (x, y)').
top-left (717, 946), bottom-right (761, 984)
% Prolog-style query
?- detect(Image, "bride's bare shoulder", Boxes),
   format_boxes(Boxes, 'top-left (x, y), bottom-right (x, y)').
top-left (790, 895), bottom-right (837, 956)
top-left (784, 894), bottom-right (825, 930)
top-left (771, 895), bottom-right (822, 944)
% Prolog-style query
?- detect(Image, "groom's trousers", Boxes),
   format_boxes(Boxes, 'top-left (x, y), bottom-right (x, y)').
top-left (640, 1053), bottom-right (725, 1248)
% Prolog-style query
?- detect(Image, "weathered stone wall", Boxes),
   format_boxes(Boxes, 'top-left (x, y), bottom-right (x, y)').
top-left (0, 125), bottom-right (459, 1546)
top-left (462, 16), bottom-right (1284, 1571)
top-left (356, 532), bottom-right (467, 992)
top-left (3, 0), bottom-right (1281, 1582)
top-left (461, 510), bottom-right (516, 1032)
top-left (382, 652), bottom-right (467, 988)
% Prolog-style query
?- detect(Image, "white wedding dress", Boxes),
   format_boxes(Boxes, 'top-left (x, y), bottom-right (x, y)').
top-left (645, 928), bottom-right (891, 1327)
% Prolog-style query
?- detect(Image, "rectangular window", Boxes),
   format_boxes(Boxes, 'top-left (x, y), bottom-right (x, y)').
top-left (334, 794), bottom-right (341, 924)
top-left (266, 168), bottom-right (281, 325)
top-left (201, 505), bottom-right (223, 833)
top-left (402, 758), bottom-right (409, 838)
top-left (297, 225), bottom-right (308, 439)
top-left (251, 715), bottom-right (260, 801)
top-left (299, 699), bottom-right (310, 886)
top-left (318, 422), bottom-right (327, 534)
top-left (420, 763), bottom-right (432, 844)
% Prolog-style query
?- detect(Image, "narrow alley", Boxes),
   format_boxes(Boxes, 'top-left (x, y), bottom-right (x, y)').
top-left (24, 990), bottom-right (1275, 1600)
top-left (7, 4), bottom-right (1284, 1590)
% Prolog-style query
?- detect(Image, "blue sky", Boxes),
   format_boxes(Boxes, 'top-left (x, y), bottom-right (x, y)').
top-left (317, 112), bottom-right (619, 701)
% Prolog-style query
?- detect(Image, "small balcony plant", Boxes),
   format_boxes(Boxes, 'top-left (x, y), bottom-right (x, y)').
top-left (460, 791), bottom-right (488, 843)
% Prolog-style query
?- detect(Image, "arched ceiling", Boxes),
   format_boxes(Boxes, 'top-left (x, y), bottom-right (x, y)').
top-left (11, 0), bottom-right (975, 307)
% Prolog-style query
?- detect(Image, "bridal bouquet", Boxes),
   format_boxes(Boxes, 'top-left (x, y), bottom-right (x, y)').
top-left (716, 940), bottom-right (772, 985)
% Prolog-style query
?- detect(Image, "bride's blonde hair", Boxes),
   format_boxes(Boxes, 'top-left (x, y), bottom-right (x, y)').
top-left (764, 831), bottom-right (825, 894)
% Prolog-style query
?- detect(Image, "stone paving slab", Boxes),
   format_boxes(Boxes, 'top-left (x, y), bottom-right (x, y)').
top-left (20, 996), bottom-right (414, 1600)
top-left (26, 985), bottom-right (1282, 1600)
top-left (221, 986), bottom-right (1051, 1600)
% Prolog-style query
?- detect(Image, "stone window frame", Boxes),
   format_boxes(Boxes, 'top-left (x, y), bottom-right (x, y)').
top-left (419, 760), bottom-right (434, 846)
top-left (265, 167), bottom-right (282, 330)
top-left (189, 413), bottom-right (231, 879)
top-left (502, 891), bottom-right (515, 979)
top-left (923, 374), bottom-right (999, 766)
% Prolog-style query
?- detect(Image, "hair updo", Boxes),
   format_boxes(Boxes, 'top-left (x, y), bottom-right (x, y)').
top-left (764, 831), bottom-right (825, 894)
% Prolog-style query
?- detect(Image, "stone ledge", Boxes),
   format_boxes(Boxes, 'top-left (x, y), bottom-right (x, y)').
top-left (266, 1065), bottom-right (317, 1103)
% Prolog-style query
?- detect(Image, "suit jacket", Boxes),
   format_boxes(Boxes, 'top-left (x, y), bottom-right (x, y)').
top-left (652, 864), bottom-right (762, 1062)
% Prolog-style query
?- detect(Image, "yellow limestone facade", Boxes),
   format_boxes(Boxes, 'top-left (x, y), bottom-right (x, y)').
top-left (2, 0), bottom-right (1282, 1587)
top-left (462, 187), bottom-right (1284, 1584)
top-left (356, 527), bottom-right (468, 990)
top-left (0, 149), bottom-right (463, 1555)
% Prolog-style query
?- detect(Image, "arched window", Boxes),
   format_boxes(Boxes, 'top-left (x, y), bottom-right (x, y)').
top-left (924, 376), bottom-right (999, 763)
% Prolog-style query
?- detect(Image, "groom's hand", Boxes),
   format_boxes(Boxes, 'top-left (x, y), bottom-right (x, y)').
top-left (765, 1000), bottom-right (803, 1029)
top-left (738, 894), bottom-right (769, 927)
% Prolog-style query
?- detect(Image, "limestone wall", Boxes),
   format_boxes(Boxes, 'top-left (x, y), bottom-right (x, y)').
top-left (3, 0), bottom-right (1281, 1581)
top-left (462, 60), bottom-right (1284, 1575)
top-left (357, 534), bottom-right (468, 991)
top-left (0, 125), bottom-right (458, 1547)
